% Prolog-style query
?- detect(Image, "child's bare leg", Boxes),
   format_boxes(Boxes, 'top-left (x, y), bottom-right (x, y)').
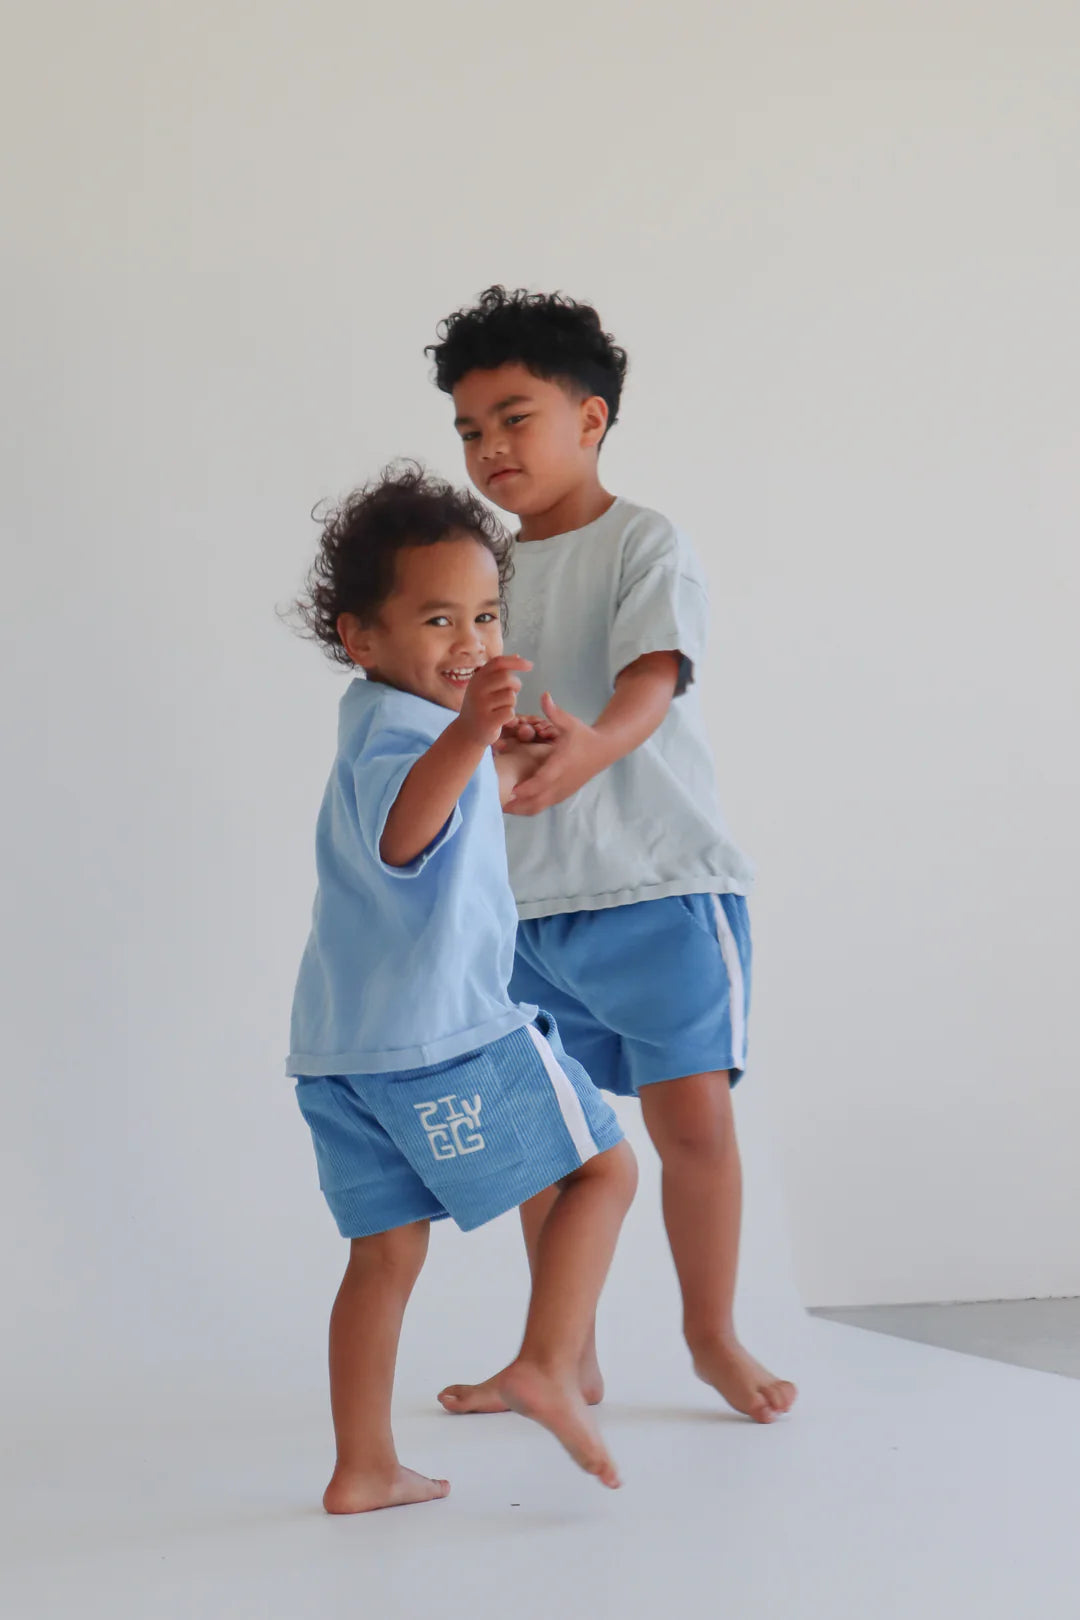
top-left (639, 1072), bottom-right (797, 1423)
top-left (438, 1184), bottom-right (604, 1414)
top-left (495, 1140), bottom-right (637, 1486)
top-left (323, 1222), bottom-right (450, 1514)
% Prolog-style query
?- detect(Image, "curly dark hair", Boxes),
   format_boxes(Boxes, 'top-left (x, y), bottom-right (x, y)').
top-left (293, 462), bottom-right (513, 668)
top-left (426, 285), bottom-right (628, 434)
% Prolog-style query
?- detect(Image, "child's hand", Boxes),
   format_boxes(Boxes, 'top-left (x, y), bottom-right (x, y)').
top-left (458, 656), bottom-right (532, 748)
top-left (503, 693), bottom-right (612, 816)
top-left (495, 713), bottom-right (558, 751)
top-left (494, 737), bottom-right (556, 807)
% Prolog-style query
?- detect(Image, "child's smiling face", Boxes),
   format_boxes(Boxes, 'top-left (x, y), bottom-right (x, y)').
top-left (337, 535), bottom-right (504, 711)
top-left (451, 363), bottom-right (607, 522)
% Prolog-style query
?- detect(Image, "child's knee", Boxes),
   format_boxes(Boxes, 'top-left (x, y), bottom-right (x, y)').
top-left (575, 1139), bottom-right (638, 1205)
top-left (346, 1222), bottom-right (429, 1284)
top-left (642, 1075), bottom-right (735, 1161)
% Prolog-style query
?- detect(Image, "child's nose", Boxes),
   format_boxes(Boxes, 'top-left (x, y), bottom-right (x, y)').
top-left (453, 624), bottom-right (484, 656)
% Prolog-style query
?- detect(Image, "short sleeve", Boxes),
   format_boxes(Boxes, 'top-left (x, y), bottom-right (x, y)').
top-left (353, 725), bottom-right (462, 879)
top-left (608, 519), bottom-right (709, 696)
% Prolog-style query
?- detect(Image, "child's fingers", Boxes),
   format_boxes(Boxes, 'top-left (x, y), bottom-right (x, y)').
top-left (481, 654), bottom-right (532, 676)
top-left (515, 713), bottom-right (554, 740)
top-left (483, 677), bottom-right (523, 709)
top-left (540, 691), bottom-right (572, 727)
top-left (476, 664), bottom-right (523, 694)
top-left (488, 693), bottom-right (521, 726)
top-left (504, 794), bottom-right (547, 816)
top-left (507, 762), bottom-right (557, 804)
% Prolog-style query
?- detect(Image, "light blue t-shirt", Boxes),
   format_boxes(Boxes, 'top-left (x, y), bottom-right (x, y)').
top-left (287, 679), bottom-right (533, 1076)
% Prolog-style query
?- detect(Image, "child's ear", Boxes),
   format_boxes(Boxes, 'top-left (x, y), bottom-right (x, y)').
top-left (337, 612), bottom-right (375, 668)
top-left (580, 394), bottom-right (609, 449)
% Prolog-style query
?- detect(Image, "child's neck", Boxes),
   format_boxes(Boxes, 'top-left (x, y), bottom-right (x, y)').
top-left (517, 478), bottom-right (615, 543)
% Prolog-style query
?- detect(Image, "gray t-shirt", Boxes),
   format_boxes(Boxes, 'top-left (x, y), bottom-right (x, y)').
top-left (504, 497), bottom-right (755, 919)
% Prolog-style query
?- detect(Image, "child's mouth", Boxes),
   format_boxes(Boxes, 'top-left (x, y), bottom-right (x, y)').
top-left (441, 667), bottom-right (477, 689)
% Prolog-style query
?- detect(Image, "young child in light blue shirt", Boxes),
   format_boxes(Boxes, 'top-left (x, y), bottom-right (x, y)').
top-left (288, 464), bottom-right (636, 1513)
top-left (287, 676), bottom-right (529, 1077)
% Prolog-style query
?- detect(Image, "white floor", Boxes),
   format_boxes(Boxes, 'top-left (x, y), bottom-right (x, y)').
top-left (5, 1101), bottom-right (1078, 1619)
top-left (4, 1317), bottom-right (1080, 1620)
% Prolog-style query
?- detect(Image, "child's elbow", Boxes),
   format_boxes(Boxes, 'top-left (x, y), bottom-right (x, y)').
top-left (378, 832), bottom-right (414, 869)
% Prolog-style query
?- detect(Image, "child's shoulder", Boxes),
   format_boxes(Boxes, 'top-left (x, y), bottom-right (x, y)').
top-left (608, 495), bottom-right (680, 540)
top-left (336, 678), bottom-right (451, 760)
top-left (601, 497), bottom-right (700, 577)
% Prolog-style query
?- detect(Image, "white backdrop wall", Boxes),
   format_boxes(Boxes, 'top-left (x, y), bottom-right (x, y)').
top-left (2, 0), bottom-right (1078, 1397)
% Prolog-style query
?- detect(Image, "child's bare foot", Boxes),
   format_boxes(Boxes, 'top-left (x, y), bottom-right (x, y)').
top-left (495, 1361), bottom-right (620, 1487)
top-left (690, 1334), bottom-right (797, 1423)
top-left (322, 1464), bottom-right (450, 1515)
top-left (438, 1353), bottom-right (604, 1415)
top-left (437, 1372), bottom-right (514, 1415)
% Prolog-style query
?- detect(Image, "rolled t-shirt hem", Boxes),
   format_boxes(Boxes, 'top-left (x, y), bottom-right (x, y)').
top-left (514, 875), bottom-right (754, 921)
top-left (286, 1004), bottom-right (538, 1077)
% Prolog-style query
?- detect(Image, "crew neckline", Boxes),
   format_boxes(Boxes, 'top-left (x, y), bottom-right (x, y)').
top-left (515, 495), bottom-right (623, 547)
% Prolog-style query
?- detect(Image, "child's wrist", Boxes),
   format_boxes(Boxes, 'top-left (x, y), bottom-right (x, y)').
top-left (587, 722), bottom-right (623, 772)
top-left (447, 713), bottom-right (497, 756)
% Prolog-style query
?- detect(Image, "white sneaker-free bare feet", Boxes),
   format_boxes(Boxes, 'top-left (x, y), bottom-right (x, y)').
top-left (439, 1353), bottom-right (603, 1415)
top-left (437, 1373), bottom-right (512, 1415)
top-left (691, 1335), bottom-right (797, 1423)
top-left (495, 1361), bottom-right (620, 1488)
top-left (322, 1464), bottom-right (450, 1514)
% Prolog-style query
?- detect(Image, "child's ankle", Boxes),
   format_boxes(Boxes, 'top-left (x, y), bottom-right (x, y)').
top-left (684, 1321), bottom-right (739, 1358)
top-left (331, 1450), bottom-right (398, 1483)
top-left (504, 1350), bottom-right (578, 1385)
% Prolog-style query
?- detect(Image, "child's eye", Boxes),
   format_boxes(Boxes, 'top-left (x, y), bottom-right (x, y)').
top-left (505, 414), bottom-right (528, 427)
top-left (476, 612), bottom-right (497, 624)
top-left (427, 616), bottom-right (451, 627)
top-left (459, 430), bottom-right (480, 443)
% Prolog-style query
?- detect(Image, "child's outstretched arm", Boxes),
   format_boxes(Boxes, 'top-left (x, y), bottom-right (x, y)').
top-left (380, 656), bottom-right (530, 865)
top-left (505, 650), bottom-right (681, 817)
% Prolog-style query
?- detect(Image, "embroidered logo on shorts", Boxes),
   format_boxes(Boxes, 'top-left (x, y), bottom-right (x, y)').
top-left (414, 1094), bottom-right (485, 1161)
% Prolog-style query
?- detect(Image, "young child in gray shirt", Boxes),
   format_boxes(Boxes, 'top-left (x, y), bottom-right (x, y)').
top-left (426, 286), bottom-right (796, 1425)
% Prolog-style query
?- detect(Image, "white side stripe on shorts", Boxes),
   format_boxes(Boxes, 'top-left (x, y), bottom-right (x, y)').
top-left (711, 895), bottom-right (747, 1071)
top-left (526, 1024), bottom-right (599, 1165)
